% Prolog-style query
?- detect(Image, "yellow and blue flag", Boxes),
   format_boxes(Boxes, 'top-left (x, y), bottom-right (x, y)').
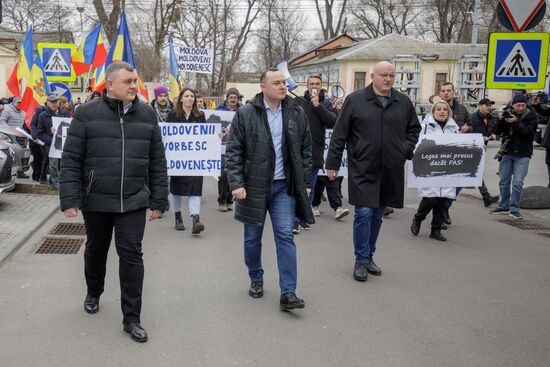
top-left (168, 38), bottom-right (180, 101)
top-left (105, 11), bottom-right (135, 68)
top-left (72, 24), bottom-right (108, 76)
top-left (20, 54), bottom-right (51, 128)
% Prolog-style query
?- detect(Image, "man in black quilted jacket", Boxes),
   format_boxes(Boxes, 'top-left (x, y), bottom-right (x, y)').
top-left (60, 61), bottom-right (168, 343)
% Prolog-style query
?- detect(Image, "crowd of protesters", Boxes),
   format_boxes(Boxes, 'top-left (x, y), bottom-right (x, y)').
top-left (1, 59), bottom-right (548, 343)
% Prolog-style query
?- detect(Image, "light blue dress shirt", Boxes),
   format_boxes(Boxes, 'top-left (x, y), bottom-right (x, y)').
top-left (264, 99), bottom-right (286, 180)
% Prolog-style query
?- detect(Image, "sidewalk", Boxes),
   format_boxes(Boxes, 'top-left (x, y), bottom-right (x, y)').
top-left (0, 190), bottom-right (60, 267)
top-left (456, 143), bottom-right (550, 222)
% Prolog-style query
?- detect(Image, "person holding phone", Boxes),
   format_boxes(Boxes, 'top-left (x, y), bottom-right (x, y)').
top-left (293, 75), bottom-right (340, 233)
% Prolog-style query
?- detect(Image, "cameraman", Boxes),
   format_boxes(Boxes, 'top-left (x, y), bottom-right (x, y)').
top-left (532, 94), bottom-right (550, 187)
top-left (490, 94), bottom-right (538, 219)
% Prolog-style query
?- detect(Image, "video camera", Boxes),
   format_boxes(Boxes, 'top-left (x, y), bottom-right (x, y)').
top-left (502, 106), bottom-right (514, 119)
top-left (534, 91), bottom-right (548, 105)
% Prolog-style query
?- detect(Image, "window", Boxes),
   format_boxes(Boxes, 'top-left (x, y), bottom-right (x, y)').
top-left (354, 72), bottom-right (366, 91)
top-left (435, 73), bottom-right (447, 94)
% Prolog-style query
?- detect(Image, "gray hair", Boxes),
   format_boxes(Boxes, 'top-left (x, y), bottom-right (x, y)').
top-left (105, 61), bottom-right (135, 81)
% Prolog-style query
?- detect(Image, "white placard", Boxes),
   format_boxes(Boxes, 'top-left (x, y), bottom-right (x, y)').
top-left (203, 110), bottom-right (235, 155)
top-left (320, 129), bottom-right (348, 177)
top-left (48, 117), bottom-right (72, 158)
top-left (407, 133), bottom-right (485, 188)
top-left (174, 45), bottom-right (214, 74)
top-left (160, 122), bottom-right (222, 176)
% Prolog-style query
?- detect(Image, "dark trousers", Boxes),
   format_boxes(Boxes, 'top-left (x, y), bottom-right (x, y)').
top-left (415, 197), bottom-right (447, 231)
top-left (82, 209), bottom-right (146, 324)
top-left (218, 169), bottom-right (233, 205)
top-left (546, 149), bottom-right (550, 186)
top-left (30, 141), bottom-right (43, 181)
top-left (218, 155), bottom-right (233, 205)
top-left (312, 176), bottom-right (343, 210)
top-left (39, 145), bottom-right (50, 181)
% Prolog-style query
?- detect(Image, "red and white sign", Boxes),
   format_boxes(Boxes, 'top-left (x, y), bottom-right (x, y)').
top-left (500, 0), bottom-right (546, 32)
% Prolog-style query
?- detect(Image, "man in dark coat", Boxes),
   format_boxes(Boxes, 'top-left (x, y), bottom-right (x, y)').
top-left (489, 94), bottom-right (539, 219)
top-left (216, 87), bottom-right (242, 212)
top-left (326, 61), bottom-right (421, 282)
top-left (60, 61), bottom-right (168, 343)
top-left (36, 93), bottom-right (69, 188)
top-left (470, 98), bottom-right (499, 207)
top-left (225, 68), bottom-right (313, 311)
top-left (293, 75), bottom-right (339, 232)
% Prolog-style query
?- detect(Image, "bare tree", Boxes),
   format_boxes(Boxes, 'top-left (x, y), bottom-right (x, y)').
top-left (130, 0), bottom-right (183, 80)
top-left (92, 0), bottom-right (126, 44)
top-left (1, 0), bottom-right (72, 33)
top-left (171, 0), bottom-right (260, 95)
top-left (254, 0), bottom-right (306, 70)
top-left (350, 0), bottom-right (422, 38)
top-left (314, 0), bottom-right (348, 41)
top-left (422, 0), bottom-right (475, 43)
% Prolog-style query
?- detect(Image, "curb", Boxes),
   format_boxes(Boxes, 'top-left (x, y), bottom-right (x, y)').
top-left (0, 200), bottom-right (60, 269)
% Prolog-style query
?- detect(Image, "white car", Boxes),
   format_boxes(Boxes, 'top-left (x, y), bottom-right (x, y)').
top-left (0, 141), bottom-right (17, 193)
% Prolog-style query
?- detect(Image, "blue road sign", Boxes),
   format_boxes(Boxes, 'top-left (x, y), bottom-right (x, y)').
top-left (486, 32), bottom-right (549, 90)
top-left (38, 43), bottom-right (76, 82)
top-left (50, 82), bottom-right (72, 102)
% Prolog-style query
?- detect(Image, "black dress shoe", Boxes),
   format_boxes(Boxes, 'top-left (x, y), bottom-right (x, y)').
top-left (280, 292), bottom-right (305, 311)
top-left (248, 281), bottom-right (264, 298)
top-left (353, 263), bottom-right (368, 281)
top-left (366, 256), bottom-right (382, 276)
top-left (430, 230), bottom-right (447, 241)
top-left (410, 217), bottom-right (421, 235)
top-left (123, 323), bottom-right (148, 342)
top-left (443, 209), bottom-right (451, 225)
top-left (84, 295), bottom-right (99, 314)
top-left (441, 224), bottom-right (448, 230)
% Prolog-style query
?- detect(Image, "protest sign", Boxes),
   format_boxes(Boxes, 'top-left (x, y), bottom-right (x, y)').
top-left (159, 122), bottom-right (222, 176)
top-left (48, 117), bottom-right (72, 158)
top-left (203, 110), bottom-right (235, 154)
top-left (407, 133), bottom-right (485, 188)
top-left (173, 45), bottom-right (214, 74)
top-left (319, 129), bottom-right (348, 177)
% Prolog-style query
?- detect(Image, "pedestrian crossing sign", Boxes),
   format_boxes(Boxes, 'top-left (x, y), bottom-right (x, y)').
top-left (37, 43), bottom-right (76, 82)
top-left (486, 32), bottom-right (549, 90)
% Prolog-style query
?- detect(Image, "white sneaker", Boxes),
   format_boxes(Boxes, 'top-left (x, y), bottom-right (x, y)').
top-left (334, 207), bottom-right (350, 220)
top-left (313, 206), bottom-right (321, 217)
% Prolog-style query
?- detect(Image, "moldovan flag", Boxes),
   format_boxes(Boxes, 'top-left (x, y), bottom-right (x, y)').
top-left (91, 64), bottom-right (106, 93)
top-left (106, 12), bottom-right (148, 101)
top-left (105, 12), bottom-right (135, 68)
top-left (168, 38), bottom-right (180, 101)
top-left (19, 54), bottom-right (51, 129)
top-left (71, 24), bottom-right (108, 76)
top-left (137, 76), bottom-right (149, 102)
top-left (6, 26), bottom-right (34, 97)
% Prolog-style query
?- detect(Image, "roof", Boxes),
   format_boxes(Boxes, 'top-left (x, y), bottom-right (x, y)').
top-left (291, 33), bottom-right (488, 69)
top-left (289, 33), bottom-right (357, 67)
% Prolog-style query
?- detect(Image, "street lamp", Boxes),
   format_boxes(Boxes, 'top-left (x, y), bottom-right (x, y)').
top-left (76, 6), bottom-right (84, 39)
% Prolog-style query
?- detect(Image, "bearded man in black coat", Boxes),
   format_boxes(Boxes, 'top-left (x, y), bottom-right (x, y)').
top-left (326, 61), bottom-right (421, 282)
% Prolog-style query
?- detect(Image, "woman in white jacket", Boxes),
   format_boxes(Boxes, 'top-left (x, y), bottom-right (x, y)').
top-left (410, 100), bottom-right (459, 241)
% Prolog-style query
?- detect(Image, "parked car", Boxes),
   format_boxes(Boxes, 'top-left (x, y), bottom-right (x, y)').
top-left (0, 124), bottom-right (30, 175)
top-left (0, 141), bottom-right (17, 193)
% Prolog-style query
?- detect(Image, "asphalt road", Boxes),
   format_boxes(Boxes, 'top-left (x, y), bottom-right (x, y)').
top-left (1, 147), bottom-right (549, 367)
